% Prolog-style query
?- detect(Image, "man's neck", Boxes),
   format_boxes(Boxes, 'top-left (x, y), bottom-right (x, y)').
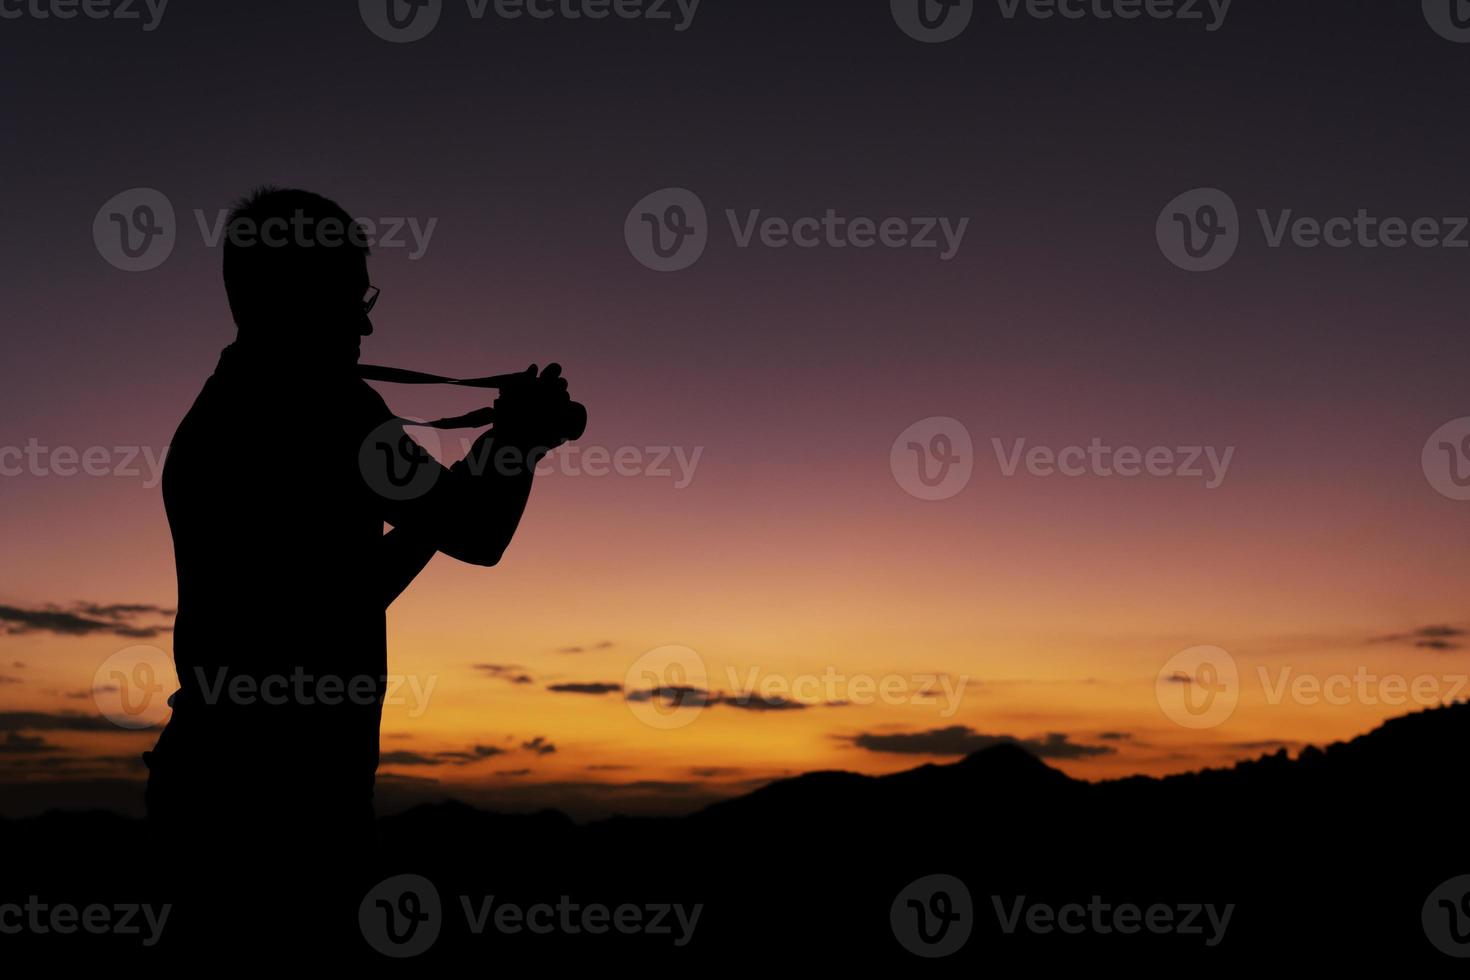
top-left (225, 334), bottom-right (351, 372)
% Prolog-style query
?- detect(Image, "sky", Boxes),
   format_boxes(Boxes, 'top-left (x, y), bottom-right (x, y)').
top-left (3, 0), bottom-right (1470, 818)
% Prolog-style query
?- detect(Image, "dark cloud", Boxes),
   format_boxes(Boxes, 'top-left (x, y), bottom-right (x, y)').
top-left (0, 711), bottom-right (135, 733)
top-left (556, 641), bottom-right (615, 654)
top-left (0, 733), bottom-right (59, 754)
top-left (0, 746), bottom-right (145, 780)
top-left (1370, 625), bottom-right (1466, 651)
top-left (624, 686), bottom-right (835, 712)
top-left (547, 682), bottom-right (623, 695)
top-left (847, 726), bottom-right (1115, 760)
top-left (376, 771), bottom-right (440, 785)
top-left (473, 663), bottom-right (534, 684)
top-left (1097, 731), bottom-right (1132, 741)
top-left (64, 687), bottom-right (113, 700)
top-left (715, 693), bottom-right (809, 711)
top-left (496, 768), bottom-right (532, 777)
top-left (76, 603), bottom-right (175, 620)
top-left (625, 685), bottom-right (715, 708)
top-left (522, 736), bottom-right (556, 756)
top-left (428, 744), bottom-right (511, 764)
top-left (383, 741), bottom-right (519, 766)
top-left (0, 602), bottom-right (173, 639)
top-left (0, 676), bottom-right (21, 685)
top-left (378, 751), bottom-right (446, 767)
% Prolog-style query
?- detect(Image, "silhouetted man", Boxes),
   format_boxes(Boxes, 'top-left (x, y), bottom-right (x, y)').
top-left (145, 187), bottom-right (572, 865)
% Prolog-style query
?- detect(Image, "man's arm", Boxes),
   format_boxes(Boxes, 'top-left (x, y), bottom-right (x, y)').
top-left (381, 526), bottom-right (438, 608)
top-left (365, 364), bottom-right (570, 573)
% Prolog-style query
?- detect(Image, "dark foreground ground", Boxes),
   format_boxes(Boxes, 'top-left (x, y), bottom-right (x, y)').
top-left (5, 702), bottom-right (1468, 969)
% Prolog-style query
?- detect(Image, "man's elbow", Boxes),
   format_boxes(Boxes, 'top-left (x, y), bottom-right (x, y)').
top-left (436, 513), bottom-right (517, 567)
top-left (453, 546), bottom-right (504, 568)
top-left (445, 538), bottom-right (508, 567)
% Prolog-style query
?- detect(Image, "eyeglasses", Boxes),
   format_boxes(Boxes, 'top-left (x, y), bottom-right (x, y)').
top-left (362, 285), bottom-right (381, 315)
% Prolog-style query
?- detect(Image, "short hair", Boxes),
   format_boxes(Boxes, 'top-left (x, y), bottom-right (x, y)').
top-left (221, 186), bottom-right (370, 329)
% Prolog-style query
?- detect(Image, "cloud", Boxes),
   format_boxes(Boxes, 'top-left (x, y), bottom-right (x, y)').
top-left (496, 768), bottom-right (532, 777)
top-left (625, 685), bottom-right (716, 708)
top-left (1370, 625), bottom-right (1466, 651)
top-left (0, 733), bottom-right (59, 755)
top-left (382, 741), bottom-right (517, 767)
top-left (0, 602), bottom-right (173, 639)
top-left (61, 685), bottom-right (119, 701)
top-left (376, 771), bottom-right (440, 785)
top-left (522, 736), bottom-right (556, 756)
top-left (547, 682), bottom-right (623, 695)
top-left (846, 726), bottom-right (1115, 760)
top-left (0, 711), bottom-right (135, 733)
top-left (715, 693), bottom-right (809, 711)
top-left (0, 676), bottom-right (21, 685)
top-left (1097, 731), bottom-right (1132, 741)
top-left (556, 641), bottom-right (615, 654)
top-left (378, 751), bottom-right (446, 767)
top-left (624, 685), bottom-right (836, 712)
top-left (75, 603), bottom-right (175, 620)
top-left (431, 745), bottom-right (512, 764)
top-left (473, 663), bottom-right (534, 684)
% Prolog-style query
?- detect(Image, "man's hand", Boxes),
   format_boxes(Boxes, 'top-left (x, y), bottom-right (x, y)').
top-left (492, 363), bottom-right (575, 455)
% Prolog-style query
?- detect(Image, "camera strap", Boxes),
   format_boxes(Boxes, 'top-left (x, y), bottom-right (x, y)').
top-left (358, 364), bottom-right (521, 429)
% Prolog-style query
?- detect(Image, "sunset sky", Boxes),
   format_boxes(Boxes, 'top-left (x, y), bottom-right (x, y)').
top-left (3, 1), bottom-right (1470, 819)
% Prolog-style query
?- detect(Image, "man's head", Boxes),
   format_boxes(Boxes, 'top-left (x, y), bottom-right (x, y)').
top-left (222, 187), bottom-right (374, 363)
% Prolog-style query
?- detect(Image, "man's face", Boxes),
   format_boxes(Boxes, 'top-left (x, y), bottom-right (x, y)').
top-left (340, 254), bottom-right (374, 361)
top-left (297, 252), bottom-right (374, 364)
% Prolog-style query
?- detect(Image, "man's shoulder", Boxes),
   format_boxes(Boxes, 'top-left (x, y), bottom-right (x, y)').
top-left (346, 376), bottom-right (395, 424)
top-left (172, 367), bottom-right (393, 442)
